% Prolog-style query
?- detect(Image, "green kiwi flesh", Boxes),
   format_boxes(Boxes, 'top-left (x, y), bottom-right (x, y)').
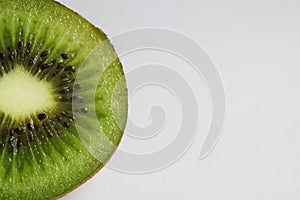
top-left (0, 0), bottom-right (127, 199)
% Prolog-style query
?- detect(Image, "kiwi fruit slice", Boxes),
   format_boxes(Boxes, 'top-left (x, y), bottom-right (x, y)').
top-left (0, 0), bottom-right (127, 199)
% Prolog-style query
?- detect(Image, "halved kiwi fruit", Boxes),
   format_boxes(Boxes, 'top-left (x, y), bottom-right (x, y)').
top-left (0, 0), bottom-right (127, 199)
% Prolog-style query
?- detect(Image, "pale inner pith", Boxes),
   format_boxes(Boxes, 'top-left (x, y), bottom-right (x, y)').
top-left (0, 66), bottom-right (56, 119)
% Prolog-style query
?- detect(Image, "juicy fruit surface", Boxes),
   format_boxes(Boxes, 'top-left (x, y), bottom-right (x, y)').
top-left (0, 0), bottom-right (127, 199)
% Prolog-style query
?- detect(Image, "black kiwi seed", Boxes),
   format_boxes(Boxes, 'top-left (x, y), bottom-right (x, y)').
top-left (64, 65), bottom-right (74, 70)
top-left (47, 130), bottom-right (53, 138)
top-left (17, 41), bottom-right (23, 49)
top-left (68, 115), bottom-right (76, 122)
top-left (59, 89), bottom-right (69, 94)
top-left (38, 113), bottom-right (47, 120)
top-left (0, 52), bottom-right (5, 59)
top-left (40, 64), bottom-right (49, 70)
top-left (81, 107), bottom-right (88, 113)
top-left (27, 123), bottom-right (34, 130)
top-left (28, 57), bottom-right (35, 65)
top-left (28, 132), bottom-right (34, 142)
top-left (25, 42), bottom-right (32, 55)
top-left (10, 128), bottom-right (14, 136)
top-left (64, 65), bottom-right (75, 73)
top-left (15, 127), bottom-right (22, 134)
top-left (56, 62), bottom-right (64, 69)
top-left (64, 122), bottom-right (70, 129)
top-left (41, 51), bottom-right (49, 57)
top-left (9, 53), bottom-right (15, 62)
top-left (61, 53), bottom-right (69, 60)
top-left (27, 42), bottom-right (32, 50)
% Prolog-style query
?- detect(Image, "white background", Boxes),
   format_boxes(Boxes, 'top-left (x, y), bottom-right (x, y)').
top-left (58, 0), bottom-right (300, 199)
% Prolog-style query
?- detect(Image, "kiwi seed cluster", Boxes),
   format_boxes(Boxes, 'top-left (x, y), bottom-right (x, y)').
top-left (0, 40), bottom-right (88, 152)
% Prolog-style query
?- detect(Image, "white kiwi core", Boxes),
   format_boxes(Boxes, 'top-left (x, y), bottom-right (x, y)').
top-left (0, 66), bottom-right (56, 119)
